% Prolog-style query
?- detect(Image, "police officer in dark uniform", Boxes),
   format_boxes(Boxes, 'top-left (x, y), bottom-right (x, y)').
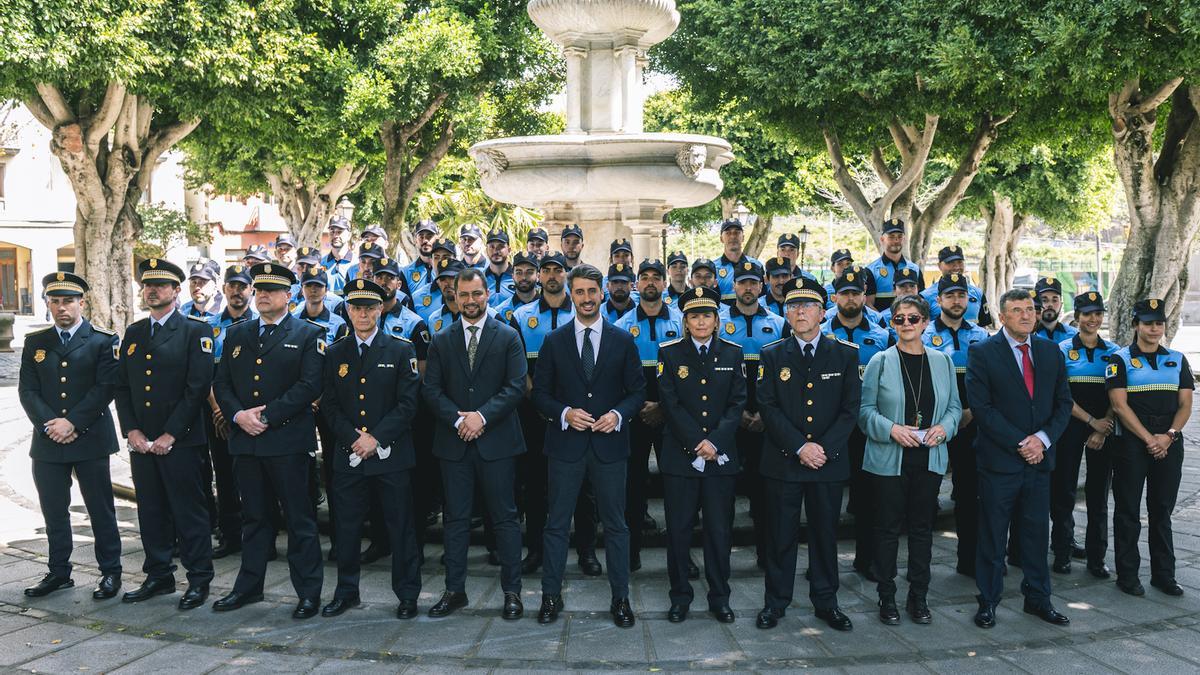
top-left (114, 258), bottom-right (216, 609)
top-left (755, 277), bottom-right (861, 632)
top-left (1106, 298), bottom-right (1192, 597)
top-left (657, 286), bottom-right (747, 623)
top-left (922, 273), bottom-right (989, 576)
top-left (320, 279), bottom-right (423, 619)
top-left (19, 272), bottom-right (123, 600)
top-left (1033, 276), bottom-right (1078, 342)
top-left (212, 262), bottom-right (326, 618)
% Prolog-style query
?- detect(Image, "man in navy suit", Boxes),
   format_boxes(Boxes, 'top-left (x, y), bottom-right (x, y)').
top-left (966, 289), bottom-right (1073, 629)
top-left (533, 264), bottom-right (646, 627)
top-left (423, 267), bottom-right (528, 620)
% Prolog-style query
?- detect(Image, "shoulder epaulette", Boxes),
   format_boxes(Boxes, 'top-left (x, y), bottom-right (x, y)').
top-left (92, 325), bottom-right (116, 336)
top-left (833, 336), bottom-right (859, 349)
top-left (185, 314), bottom-right (209, 323)
top-left (761, 337), bottom-right (786, 349)
top-left (390, 333), bottom-right (412, 343)
top-left (719, 338), bottom-right (741, 348)
top-left (27, 325), bottom-right (54, 336)
top-left (660, 337), bottom-right (684, 348)
top-left (329, 334), bottom-right (349, 347)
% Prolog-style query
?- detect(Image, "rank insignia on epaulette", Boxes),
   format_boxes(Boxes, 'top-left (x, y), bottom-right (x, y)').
top-left (1068, 349), bottom-right (1079, 361)
top-left (780, 367), bottom-right (791, 382)
top-left (338, 363), bottom-right (349, 378)
top-left (200, 337), bottom-right (213, 354)
top-left (678, 366), bottom-right (688, 379)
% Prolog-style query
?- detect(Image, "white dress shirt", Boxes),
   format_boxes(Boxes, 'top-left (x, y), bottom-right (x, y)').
top-left (355, 328), bottom-right (377, 351)
top-left (560, 317), bottom-right (622, 431)
top-left (455, 317), bottom-right (489, 429)
top-left (149, 309), bottom-right (176, 333)
top-left (1001, 327), bottom-right (1052, 450)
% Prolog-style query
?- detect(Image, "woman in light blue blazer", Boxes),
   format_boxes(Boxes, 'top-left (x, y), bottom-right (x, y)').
top-left (858, 294), bottom-right (961, 626)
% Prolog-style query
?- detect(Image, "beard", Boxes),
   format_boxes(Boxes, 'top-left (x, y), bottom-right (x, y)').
top-left (640, 285), bottom-right (661, 302)
top-left (942, 305), bottom-right (965, 321)
top-left (1042, 308), bottom-right (1059, 324)
top-left (610, 289), bottom-right (630, 304)
top-left (382, 288), bottom-right (397, 301)
top-left (515, 279), bottom-right (536, 294)
top-left (838, 304), bottom-right (863, 319)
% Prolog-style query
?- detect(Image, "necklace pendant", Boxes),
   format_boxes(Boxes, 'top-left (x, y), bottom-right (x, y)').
top-left (915, 412), bottom-right (923, 427)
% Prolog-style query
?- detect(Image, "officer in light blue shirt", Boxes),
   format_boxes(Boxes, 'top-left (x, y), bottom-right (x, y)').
top-left (920, 246), bottom-right (992, 327)
top-left (824, 249), bottom-right (857, 301)
top-left (760, 256), bottom-right (794, 322)
top-left (1034, 276), bottom-right (1078, 342)
top-left (411, 238), bottom-right (457, 322)
top-left (602, 263), bottom-right (636, 323)
top-left (181, 261), bottom-right (225, 319)
top-left (713, 219), bottom-right (762, 304)
top-left (292, 246), bottom-right (343, 314)
top-left (346, 240), bottom-right (384, 284)
top-left (865, 218), bottom-right (923, 312)
top-left (292, 267), bottom-right (349, 345)
top-left (483, 228), bottom-right (515, 307)
top-left (494, 252), bottom-right (541, 324)
top-left (400, 219), bottom-right (439, 296)
top-left (690, 258), bottom-right (730, 320)
top-left (207, 264), bottom-right (257, 364)
top-left (876, 267), bottom-right (920, 340)
top-left (665, 250), bottom-right (689, 307)
top-left (320, 216), bottom-right (356, 294)
top-left (774, 233), bottom-right (818, 282)
top-left (824, 264), bottom-right (881, 325)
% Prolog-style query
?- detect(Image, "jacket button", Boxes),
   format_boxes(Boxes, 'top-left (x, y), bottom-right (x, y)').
top-left (256, 358), bottom-right (263, 365)
top-left (253, 391), bottom-right (259, 397)
top-left (806, 433), bottom-right (813, 439)
top-left (145, 354), bottom-right (152, 360)
top-left (61, 409), bottom-right (66, 414)
top-left (358, 394), bottom-right (365, 400)
top-left (360, 410), bottom-right (366, 416)
top-left (61, 361), bottom-right (68, 367)
top-left (469, 388), bottom-right (474, 393)
top-left (360, 378), bottom-right (366, 384)
top-left (361, 426), bottom-right (368, 432)
top-left (587, 393), bottom-right (593, 398)
top-left (702, 427), bottom-right (709, 433)
top-left (807, 416), bottom-right (813, 422)
top-left (144, 386), bottom-right (151, 392)
top-left (60, 392), bottom-right (66, 399)
top-left (254, 375), bottom-right (260, 381)
top-left (701, 411), bottom-right (708, 417)
top-left (145, 370), bottom-right (151, 376)
top-left (807, 400), bottom-right (813, 405)
top-left (700, 379), bottom-right (707, 384)
top-left (701, 395), bottom-right (708, 401)
top-left (59, 376), bottom-right (66, 383)
top-left (145, 402), bottom-right (151, 407)
top-left (807, 382), bottom-right (813, 389)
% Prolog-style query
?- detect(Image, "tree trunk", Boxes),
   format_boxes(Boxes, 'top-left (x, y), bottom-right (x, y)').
top-left (978, 192), bottom-right (1027, 309)
top-left (379, 92), bottom-right (455, 261)
top-left (1107, 80), bottom-right (1200, 344)
top-left (25, 84), bottom-right (199, 329)
top-left (267, 163), bottom-right (368, 246)
top-left (743, 213), bottom-right (774, 259)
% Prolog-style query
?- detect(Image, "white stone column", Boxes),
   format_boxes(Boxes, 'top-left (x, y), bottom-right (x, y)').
top-left (627, 221), bottom-right (655, 264)
top-left (616, 46), bottom-right (639, 134)
top-left (563, 47), bottom-right (587, 134)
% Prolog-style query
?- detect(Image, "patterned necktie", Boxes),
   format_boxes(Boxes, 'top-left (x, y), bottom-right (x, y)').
top-left (60, 330), bottom-right (70, 346)
top-left (581, 327), bottom-right (595, 380)
top-left (1018, 343), bottom-right (1035, 397)
top-left (467, 325), bottom-right (479, 370)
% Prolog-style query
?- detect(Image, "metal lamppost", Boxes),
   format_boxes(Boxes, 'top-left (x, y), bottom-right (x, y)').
top-left (336, 196), bottom-right (356, 224)
top-left (798, 224), bottom-right (810, 272)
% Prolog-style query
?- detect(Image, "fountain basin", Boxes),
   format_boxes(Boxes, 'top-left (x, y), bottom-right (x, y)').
top-left (469, 133), bottom-right (733, 210)
top-left (528, 0), bottom-right (680, 47)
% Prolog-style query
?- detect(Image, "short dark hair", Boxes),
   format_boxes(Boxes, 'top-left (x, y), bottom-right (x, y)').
top-left (999, 289), bottom-right (1034, 312)
top-left (891, 294), bottom-right (929, 320)
top-left (567, 263), bottom-right (603, 290)
top-left (454, 267), bottom-right (486, 291)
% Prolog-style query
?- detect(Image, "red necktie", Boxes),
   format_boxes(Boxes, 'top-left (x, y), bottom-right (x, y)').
top-left (1017, 343), bottom-right (1034, 398)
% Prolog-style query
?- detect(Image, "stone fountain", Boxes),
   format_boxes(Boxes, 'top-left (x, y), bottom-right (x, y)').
top-left (469, 0), bottom-right (732, 268)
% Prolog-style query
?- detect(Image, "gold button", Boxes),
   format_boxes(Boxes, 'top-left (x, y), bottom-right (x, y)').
top-left (254, 375), bottom-right (260, 381)
top-left (61, 361), bottom-right (68, 367)
top-left (256, 358), bottom-right (263, 365)
top-left (701, 395), bottom-right (708, 401)
top-left (358, 394), bottom-right (365, 400)
top-left (360, 426), bottom-right (368, 432)
top-left (360, 378), bottom-right (366, 384)
top-left (145, 354), bottom-right (152, 360)
top-left (253, 391), bottom-right (259, 397)
top-left (61, 409), bottom-right (67, 414)
top-left (807, 400), bottom-right (813, 405)
top-left (806, 416), bottom-right (813, 422)
top-left (701, 411), bottom-right (708, 417)
top-left (806, 433), bottom-right (813, 439)
top-left (59, 377), bottom-right (66, 383)
top-left (145, 401), bottom-right (151, 407)
top-left (700, 379), bottom-right (707, 384)
top-left (144, 386), bottom-right (151, 392)
top-left (807, 382), bottom-right (813, 389)
top-left (360, 410), bottom-right (366, 416)
top-left (145, 370), bottom-right (152, 376)
top-left (702, 427), bottom-right (709, 433)
top-left (60, 392), bottom-right (67, 399)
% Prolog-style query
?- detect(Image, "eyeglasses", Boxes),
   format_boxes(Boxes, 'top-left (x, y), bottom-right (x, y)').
top-left (891, 314), bottom-right (925, 326)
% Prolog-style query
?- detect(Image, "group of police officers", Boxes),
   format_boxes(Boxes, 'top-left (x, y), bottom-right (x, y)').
top-left (16, 214), bottom-right (1192, 634)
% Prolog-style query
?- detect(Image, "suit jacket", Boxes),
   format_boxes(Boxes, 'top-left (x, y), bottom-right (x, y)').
top-left (213, 313), bottom-right (325, 456)
top-left (18, 321), bottom-right (120, 463)
top-left (422, 316), bottom-right (527, 461)
top-left (965, 330), bottom-right (1072, 473)
top-left (757, 335), bottom-right (861, 483)
top-left (532, 319), bottom-right (646, 463)
top-left (656, 337), bottom-right (747, 477)
top-left (322, 332), bottom-right (420, 474)
top-left (114, 312), bottom-right (214, 448)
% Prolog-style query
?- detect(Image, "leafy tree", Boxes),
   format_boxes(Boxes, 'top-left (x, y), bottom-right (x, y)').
top-left (135, 202), bottom-right (212, 259)
top-left (0, 0), bottom-right (315, 328)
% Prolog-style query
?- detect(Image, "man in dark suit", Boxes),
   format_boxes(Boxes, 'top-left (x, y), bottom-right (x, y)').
top-left (114, 259), bottom-right (215, 610)
top-left (320, 279), bottom-right (423, 619)
top-left (966, 288), bottom-right (1073, 629)
top-left (656, 286), bottom-right (746, 623)
top-left (755, 278), bottom-right (861, 632)
top-left (423, 267), bottom-right (528, 620)
top-left (19, 272), bottom-right (122, 600)
top-left (212, 262), bottom-right (326, 619)
top-left (532, 264), bottom-right (646, 628)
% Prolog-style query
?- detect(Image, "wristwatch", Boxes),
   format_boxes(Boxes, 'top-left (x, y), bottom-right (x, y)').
top-left (259, 411), bottom-right (270, 426)
top-left (1167, 428), bottom-right (1180, 442)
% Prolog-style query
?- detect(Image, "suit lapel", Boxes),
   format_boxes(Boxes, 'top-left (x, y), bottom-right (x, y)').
top-left (451, 321), bottom-right (472, 380)
top-left (993, 332), bottom-right (1030, 398)
top-left (60, 322), bottom-right (92, 356)
top-left (470, 319), bottom-right (498, 376)
top-left (148, 312), bottom-right (180, 353)
top-left (257, 314), bottom-right (292, 357)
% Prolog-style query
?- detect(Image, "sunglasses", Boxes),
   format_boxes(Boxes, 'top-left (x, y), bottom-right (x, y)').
top-left (891, 314), bottom-right (925, 326)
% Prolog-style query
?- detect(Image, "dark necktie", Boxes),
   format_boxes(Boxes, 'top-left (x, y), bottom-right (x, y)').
top-left (581, 327), bottom-right (595, 380)
top-left (467, 325), bottom-right (479, 370)
top-left (60, 330), bottom-right (70, 346)
top-left (359, 340), bottom-right (369, 360)
top-left (260, 323), bottom-right (276, 348)
top-left (150, 322), bottom-right (158, 339)
top-left (699, 343), bottom-right (708, 358)
top-left (802, 342), bottom-right (814, 367)
top-left (1018, 343), bottom-right (1035, 397)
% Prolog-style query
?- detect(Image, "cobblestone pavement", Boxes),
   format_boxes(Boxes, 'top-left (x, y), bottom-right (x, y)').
top-left (0, 393), bottom-right (1198, 672)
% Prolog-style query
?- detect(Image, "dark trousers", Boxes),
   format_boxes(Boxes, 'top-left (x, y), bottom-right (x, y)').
top-left (440, 447), bottom-right (521, 594)
top-left (542, 449), bottom-right (630, 598)
top-left (1113, 434), bottom-right (1183, 584)
top-left (1050, 419), bottom-right (1114, 564)
top-left (204, 412), bottom-right (242, 542)
top-left (663, 474), bottom-right (735, 609)
top-left (32, 456), bottom-right (122, 577)
top-left (130, 446), bottom-right (214, 586)
top-left (627, 418), bottom-right (661, 560)
top-left (763, 478), bottom-right (842, 611)
top-left (232, 453), bottom-right (323, 600)
top-left (518, 402), bottom-right (595, 558)
top-left (315, 413), bottom-right (336, 542)
top-left (734, 427), bottom-right (767, 562)
top-left (870, 453), bottom-right (942, 599)
top-left (846, 427), bottom-right (873, 570)
top-left (976, 466), bottom-right (1051, 607)
top-left (331, 469), bottom-right (421, 601)
top-left (948, 422), bottom-right (978, 573)
top-left (411, 400), bottom-right (439, 547)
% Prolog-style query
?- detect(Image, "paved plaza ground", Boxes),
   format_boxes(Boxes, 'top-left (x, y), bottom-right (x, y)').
top-left (0, 369), bottom-right (1198, 671)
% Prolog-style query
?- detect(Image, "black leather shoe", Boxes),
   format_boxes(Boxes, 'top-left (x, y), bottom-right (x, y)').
top-left (427, 591), bottom-right (468, 617)
top-left (1052, 557), bottom-right (1072, 574)
top-left (756, 606), bottom-right (784, 629)
top-left (212, 540), bottom-right (241, 559)
top-left (25, 573), bottom-right (73, 597)
top-left (487, 550), bottom-right (501, 566)
top-left (360, 545), bottom-right (390, 565)
top-left (578, 552), bottom-right (603, 577)
top-left (667, 604), bottom-right (688, 623)
top-left (1087, 563), bottom-right (1111, 579)
top-left (212, 590), bottom-right (264, 611)
top-left (396, 599), bottom-right (418, 619)
top-left (629, 551), bottom-right (642, 572)
top-left (178, 585), bottom-right (209, 610)
top-left (122, 577), bottom-right (175, 603)
top-left (1117, 579), bottom-right (1146, 596)
top-left (502, 592), bottom-right (523, 620)
top-left (1151, 578), bottom-right (1185, 596)
top-left (687, 557), bottom-right (700, 580)
top-left (92, 573), bottom-right (121, 600)
top-left (815, 607), bottom-right (853, 632)
top-left (293, 597), bottom-right (319, 619)
top-left (974, 602), bottom-right (996, 629)
top-left (537, 594), bottom-right (562, 624)
top-left (521, 551), bottom-right (543, 575)
top-left (1071, 543), bottom-right (1087, 560)
top-left (877, 598), bottom-right (900, 625)
top-left (906, 596), bottom-right (932, 625)
top-left (709, 606), bottom-right (735, 624)
top-left (321, 595), bottom-right (360, 617)
top-left (1023, 600), bottom-right (1070, 625)
top-left (610, 597), bottom-right (635, 628)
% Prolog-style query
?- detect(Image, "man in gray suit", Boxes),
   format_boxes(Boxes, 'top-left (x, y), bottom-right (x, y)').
top-left (423, 267), bottom-right (528, 620)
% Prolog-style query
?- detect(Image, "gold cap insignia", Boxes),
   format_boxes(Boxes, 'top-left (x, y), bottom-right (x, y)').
top-left (951, 274), bottom-right (959, 282)
top-left (56, 272), bottom-right (65, 281)
top-left (264, 264), bottom-right (272, 274)
top-left (233, 265), bottom-right (243, 273)
top-left (357, 280), bottom-right (365, 289)
top-left (1089, 292), bottom-right (1097, 301)
top-left (847, 273), bottom-right (855, 282)
top-left (1046, 276), bottom-right (1055, 285)
top-left (149, 259), bottom-right (158, 268)
top-left (744, 262), bottom-right (752, 270)
top-left (616, 264), bottom-right (624, 271)
top-left (381, 257), bottom-right (389, 265)
top-left (1150, 299), bottom-right (1159, 309)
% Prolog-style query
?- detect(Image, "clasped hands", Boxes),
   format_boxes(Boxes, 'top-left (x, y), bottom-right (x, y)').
top-left (127, 429), bottom-right (175, 455)
top-left (798, 441), bottom-right (826, 469)
top-left (1144, 433), bottom-right (1173, 460)
top-left (44, 418), bottom-right (78, 444)
top-left (566, 408), bottom-right (620, 433)
top-left (456, 411), bottom-right (485, 441)
top-left (1017, 434), bottom-right (1046, 464)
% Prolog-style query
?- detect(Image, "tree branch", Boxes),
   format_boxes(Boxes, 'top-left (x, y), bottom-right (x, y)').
top-left (84, 82), bottom-right (127, 148)
top-left (403, 120), bottom-right (456, 206)
top-left (871, 114), bottom-right (938, 223)
top-left (1154, 85), bottom-right (1196, 185)
top-left (1133, 77), bottom-right (1185, 114)
top-left (398, 91), bottom-right (450, 142)
top-left (870, 147), bottom-right (896, 188)
top-left (821, 125), bottom-right (874, 226)
top-left (144, 118), bottom-right (201, 167)
top-left (34, 83), bottom-right (73, 124)
top-left (886, 119), bottom-right (915, 163)
top-left (916, 113), bottom-right (998, 231)
top-left (23, 96), bottom-right (57, 128)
